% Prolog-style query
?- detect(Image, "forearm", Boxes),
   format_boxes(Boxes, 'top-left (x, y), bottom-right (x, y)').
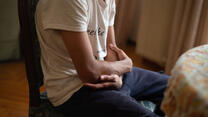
top-left (96, 59), bottom-right (130, 76)
top-left (61, 30), bottom-right (129, 84)
top-left (104, 26), bottom-right (118, 62)
top-left (76, 45), bottom-right (130, 83)
top-left (85, 59), bottom-right (130, 83)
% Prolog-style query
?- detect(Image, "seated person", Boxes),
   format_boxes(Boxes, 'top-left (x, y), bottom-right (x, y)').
top-left (35, 0), bottom-right (169, 116)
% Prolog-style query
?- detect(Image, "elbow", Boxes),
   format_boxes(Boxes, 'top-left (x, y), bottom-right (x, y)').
top-left (83, 68), bottom-right (100, 83)
top-left (78, 61), bottom-right (100, 83)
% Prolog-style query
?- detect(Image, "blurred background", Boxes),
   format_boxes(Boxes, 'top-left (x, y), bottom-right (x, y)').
top-left (0, 0), bottom-right (208, 116)
top-left (114, 0), bottom-right (208, 74)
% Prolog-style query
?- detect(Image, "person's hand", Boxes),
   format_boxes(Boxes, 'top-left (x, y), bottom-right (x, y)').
top-left (84, 74), bottom-right (122, 90)
top-left (109, 44), bottom-right (133, 72)
top-left (104, 46), bottom-right (119, 62)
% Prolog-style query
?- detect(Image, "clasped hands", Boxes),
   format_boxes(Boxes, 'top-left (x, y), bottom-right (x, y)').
top-left (84, 45), bottom-right (132, 90)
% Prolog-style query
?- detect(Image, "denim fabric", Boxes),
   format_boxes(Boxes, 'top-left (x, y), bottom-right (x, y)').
top-left (56, 67), bottom-right (169, 117)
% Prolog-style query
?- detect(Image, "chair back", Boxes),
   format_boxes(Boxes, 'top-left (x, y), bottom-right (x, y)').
top-left (18, 0), bottom-right (43, 107)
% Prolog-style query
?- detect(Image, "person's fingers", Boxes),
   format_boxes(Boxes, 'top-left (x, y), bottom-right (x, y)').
top-left (111, 74), bottom-right (119, 78)
top-left (102, 82), bottom-right (117, 88)
top-left (84, 74), bottom-right (122, 90)
top-left (84, 82), bottom-right (116, 89)
top-left (84, 83), bottom-right (103, 89)
top-left (100, 75), bottom-right (116, 82)
top-left (100, 75), bottom-right (110, 79)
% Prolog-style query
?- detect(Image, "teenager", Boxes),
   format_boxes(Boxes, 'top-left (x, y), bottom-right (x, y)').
top-left (35, 0), bottom-right (169, 116)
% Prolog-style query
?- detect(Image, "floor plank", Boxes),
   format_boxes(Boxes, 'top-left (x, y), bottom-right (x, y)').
top-left (0, 61), bottom-right (29, 117)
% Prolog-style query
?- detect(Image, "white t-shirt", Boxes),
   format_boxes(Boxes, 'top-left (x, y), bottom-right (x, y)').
top-left (35, 0), bottom-right (116, 106)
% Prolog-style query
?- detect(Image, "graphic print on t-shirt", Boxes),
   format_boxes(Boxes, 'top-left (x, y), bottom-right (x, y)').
top-left (87, 27), bottom-right (105, 37)
top-left (87, 26), bottom-right (107, 60)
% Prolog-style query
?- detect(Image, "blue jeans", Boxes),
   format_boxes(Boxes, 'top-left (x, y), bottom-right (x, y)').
top-left (56, 67), bottom-right (169, 117)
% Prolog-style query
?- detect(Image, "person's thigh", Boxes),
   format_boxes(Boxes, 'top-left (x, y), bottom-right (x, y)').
top-left (56, 87), bottom-right (159, 117)
top-left (122, 67), bottom-right (170, 104)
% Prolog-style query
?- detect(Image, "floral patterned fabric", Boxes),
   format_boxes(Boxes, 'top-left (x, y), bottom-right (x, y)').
top-left (161, 45), bottom-right (208, 117)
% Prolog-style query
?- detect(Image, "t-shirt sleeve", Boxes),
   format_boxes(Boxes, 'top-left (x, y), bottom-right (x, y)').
top-left (41, 0), bottom-right (88, 32)
top-left (109, 0), bottom-right (116, 26)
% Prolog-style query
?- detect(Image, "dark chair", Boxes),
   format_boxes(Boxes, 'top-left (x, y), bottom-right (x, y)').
top-left (18, 0), bottom-right (155, 117)
top-left (18, 0), bottom-right (66, 117)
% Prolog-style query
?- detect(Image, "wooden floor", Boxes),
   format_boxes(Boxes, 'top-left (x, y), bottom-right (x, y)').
top-left (0, 61), bottom-right (28, 117)
top-left (0, 46), bottom-right (163, 117)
